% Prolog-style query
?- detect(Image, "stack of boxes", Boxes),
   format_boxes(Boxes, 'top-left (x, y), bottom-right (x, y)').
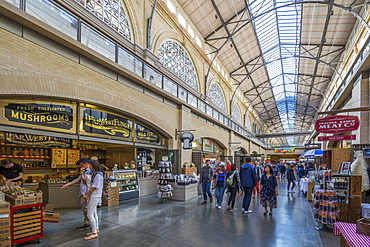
top-left (102, 181), bottom-right (119, 207)
top-left (0, 200), bottom-right (11, 247)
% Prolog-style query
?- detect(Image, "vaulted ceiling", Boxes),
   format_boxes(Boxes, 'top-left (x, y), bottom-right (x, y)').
top-left (176, 0), bottom-right (366, 146)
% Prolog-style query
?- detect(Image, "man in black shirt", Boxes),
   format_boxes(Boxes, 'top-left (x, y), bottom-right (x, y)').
top-left (0, 159), bottom-right (24, 182)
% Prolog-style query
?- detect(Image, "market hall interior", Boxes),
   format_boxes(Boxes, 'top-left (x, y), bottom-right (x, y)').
top-left (1, 0), bottom-right (370, 246)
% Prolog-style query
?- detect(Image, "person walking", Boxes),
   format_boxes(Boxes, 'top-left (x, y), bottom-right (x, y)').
top-left (239, 157), bottom-right (257, 214)
top-left (213, 165), bottom-right (227, 209)
top-left (61, 158), bottom-right (92, 230)
top-left (260, 165), bottom-right (278, 215)
top-left (226, 163), bottom-right (240, 211)
top-left (83, 161), bottom-right (104, 240)
top-left (252, 162), bottom-right (261, 199)
top-left (280, 163), bottom-right (287, 180)
top-left (199, 160), bottom-right (214, 205)
top-left (286, 164), bottom-right (297, 193)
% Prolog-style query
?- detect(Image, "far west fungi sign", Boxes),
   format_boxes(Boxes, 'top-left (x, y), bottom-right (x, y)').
top-left (315, 115), bottom-right (360, 134)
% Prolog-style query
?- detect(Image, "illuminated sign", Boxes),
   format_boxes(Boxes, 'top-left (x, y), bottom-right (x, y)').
top-left (274, 148), bottom-right (296, 153)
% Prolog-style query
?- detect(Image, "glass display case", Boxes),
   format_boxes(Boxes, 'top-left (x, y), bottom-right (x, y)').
top-left (112, 170), bottom-right (139, 200)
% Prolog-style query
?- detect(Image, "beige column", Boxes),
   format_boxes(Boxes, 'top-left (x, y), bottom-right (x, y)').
top-left (360, 71), bottom-right (370, 143)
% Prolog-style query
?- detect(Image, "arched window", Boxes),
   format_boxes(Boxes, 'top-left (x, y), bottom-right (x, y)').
top-left (245, 115), bottom-right (251, 130)
top-left (75, 0), bottom-right (132, 40)
top-left (232, 104), bottom-right (241, 123)
top-left (157, 40), bottom-right (198, 91)
top-left (209, 83), bottom-right (226, 112)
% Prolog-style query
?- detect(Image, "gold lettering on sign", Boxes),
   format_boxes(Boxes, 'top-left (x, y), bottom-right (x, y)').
top-left (84, 113), bottom-right (130, 137)
top-left (10, 110), bottom-right (70, 124)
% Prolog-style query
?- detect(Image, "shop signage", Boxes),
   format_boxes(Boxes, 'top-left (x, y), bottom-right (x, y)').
top-left (203, 139), bottom-right (214, 153)
top-left (250, 154), bottom-right (262, 157)
top-left (82, 109), bottom-right (132, 139)
top-left (318, 135), bottom-right (356, 142)
top-left (274, 148), bottom-right (295, 153)
top-left (4, 103), bottom-right (73, 130)
top-left (315, 115), bottom-right (360, 134)
top-left (135, 124), bottom-right (161, 144)
top-left (5, 132), bottom-right (71, 148)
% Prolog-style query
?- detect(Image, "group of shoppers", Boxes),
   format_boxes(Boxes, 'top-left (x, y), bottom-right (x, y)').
top-left (199, 157), bottom-right (279, 215)
top-left (61, 158), bottom-right (104, 240)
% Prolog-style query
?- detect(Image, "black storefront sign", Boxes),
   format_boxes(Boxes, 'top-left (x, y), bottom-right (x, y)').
top-left (83, 109), bottom-right (132, 139)
top-left (5, 132), bottom-right (71, 148)
top-left (4, 103), bottom-right (73, 130)
top-left (135, 124), bottom-right (161, 145)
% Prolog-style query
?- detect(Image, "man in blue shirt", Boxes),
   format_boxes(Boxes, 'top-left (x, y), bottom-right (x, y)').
top-left (240, 157), bottom-right (257, 214)
top-left (61, 158), bottom-right (92, 230)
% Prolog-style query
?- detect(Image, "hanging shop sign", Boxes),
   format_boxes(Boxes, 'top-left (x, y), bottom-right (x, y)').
top-left (82, 108), bottom-right (132, 139)
top-left (318, 135), bottom-right (356, 142)
top-left (315, 115), bottom-right (360, 134)
top-left (5, 132), bottom-right (72, 148)
top-left (3, 103), bottom-right (73, 130)
top-left (135, 124), bottom-right (161, 145)
top-left (274, 148), bottom-right (295, 153)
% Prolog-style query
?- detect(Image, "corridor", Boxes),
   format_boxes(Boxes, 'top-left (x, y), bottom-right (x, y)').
top-left (20, 180), bottom-right (339, 247)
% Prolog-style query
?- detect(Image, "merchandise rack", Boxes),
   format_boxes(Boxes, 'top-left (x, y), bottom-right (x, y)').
top-left (10, 203), bottom-right (43, 246)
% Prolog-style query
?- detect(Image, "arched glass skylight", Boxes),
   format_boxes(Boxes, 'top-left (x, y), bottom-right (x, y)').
top-left (232, 104), bottom-right (241, 123)
top-left (248, 0), bottom-right (302, 145)
top-left (157, 40), bottom-right (198, 91)
top-left (209, 83), bottom-right (226, 112)
top-left (75, 0), bottom-right (131, 40)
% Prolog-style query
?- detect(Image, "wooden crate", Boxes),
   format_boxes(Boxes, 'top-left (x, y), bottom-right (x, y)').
top-left (10, 204), bottom-right (43, 245)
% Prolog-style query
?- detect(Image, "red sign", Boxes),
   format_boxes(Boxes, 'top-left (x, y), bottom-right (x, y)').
top-left (318, 135), bottom-right (356, 142)
top-left (315, 115), bottom-right (360, 134)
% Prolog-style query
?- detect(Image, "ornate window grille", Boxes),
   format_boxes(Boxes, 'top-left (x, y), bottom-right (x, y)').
top-left (75, 0), bottom-right (131, 40)
top-left (232, 104), bottom-right (241, 123)
top-left (209, 83), bottom-right (226, 112)
top-left (157, 40), bottom-right (198, 91)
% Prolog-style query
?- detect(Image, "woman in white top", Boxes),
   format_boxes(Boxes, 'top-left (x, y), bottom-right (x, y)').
top-left (83, 161), bottom-right (103, 240)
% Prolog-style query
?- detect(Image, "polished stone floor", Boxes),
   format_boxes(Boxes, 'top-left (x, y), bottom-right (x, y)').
top-left (17, 179), bottom-right (340, 247)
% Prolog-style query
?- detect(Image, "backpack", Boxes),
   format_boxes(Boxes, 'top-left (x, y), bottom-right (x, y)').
top-left (226, 170), bottom-right (236, 186)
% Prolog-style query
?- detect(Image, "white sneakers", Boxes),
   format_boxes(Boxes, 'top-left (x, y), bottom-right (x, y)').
top-left (243, 210), bottom-right (252, 214)
top-left (218, 205), bottom-right (221, 209)
top-left (288, 190), bottom-right (295, 193)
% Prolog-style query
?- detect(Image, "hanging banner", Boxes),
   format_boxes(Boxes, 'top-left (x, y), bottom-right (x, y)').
top-left (318, 135), bottom-right (356, 142)
top-left (135, 124), bottom-right (161, 144)
top-left (82, 108), bottom-right (132, 139)
top-left (315, 115), bottom-right (360, 134)
top-left (4, 103), bottom-right (73, 129)
top-left (5, 132), bottom-right (71, 148)
top-left (274, 148), bottom-right (295, 153)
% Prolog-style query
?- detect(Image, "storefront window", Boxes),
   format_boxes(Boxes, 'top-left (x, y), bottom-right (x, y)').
top-left (203, 139), bottom-right (214, 153)
top-left (192, 139), bottom-right (202, 151)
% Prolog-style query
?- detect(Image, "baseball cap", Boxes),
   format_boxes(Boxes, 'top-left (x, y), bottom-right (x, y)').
top-left (77, 158), bottom-right (91, 164)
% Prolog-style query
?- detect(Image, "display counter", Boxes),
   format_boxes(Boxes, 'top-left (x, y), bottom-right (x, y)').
top-left (139, 177), bottom-right (158, 196)
top-left (23, 183), bottom-right (40, 192)
top-left (39, 182), bottom-right (80, 209)
top-left (169, 183), bottom-right (198, 201)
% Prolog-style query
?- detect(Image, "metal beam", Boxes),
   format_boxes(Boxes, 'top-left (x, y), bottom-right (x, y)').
top-left (318, 106), bottom-right (370, 115)
top-left (255, 131), bottom-right (312, 138)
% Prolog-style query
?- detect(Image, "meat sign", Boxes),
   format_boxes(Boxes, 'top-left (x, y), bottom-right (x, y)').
top-left (315, 115), bottom-right (360, 134)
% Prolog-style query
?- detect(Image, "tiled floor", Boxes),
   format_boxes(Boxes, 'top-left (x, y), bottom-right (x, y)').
top-left (16, 179), bottom-right (340, 247)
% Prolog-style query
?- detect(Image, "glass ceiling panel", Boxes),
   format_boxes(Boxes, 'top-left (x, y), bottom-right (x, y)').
top-left (249, 0), bottom-right (301, 145)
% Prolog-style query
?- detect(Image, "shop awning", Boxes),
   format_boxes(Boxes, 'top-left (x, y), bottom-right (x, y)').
top-left (299, 149), bottom-right (323, 157)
